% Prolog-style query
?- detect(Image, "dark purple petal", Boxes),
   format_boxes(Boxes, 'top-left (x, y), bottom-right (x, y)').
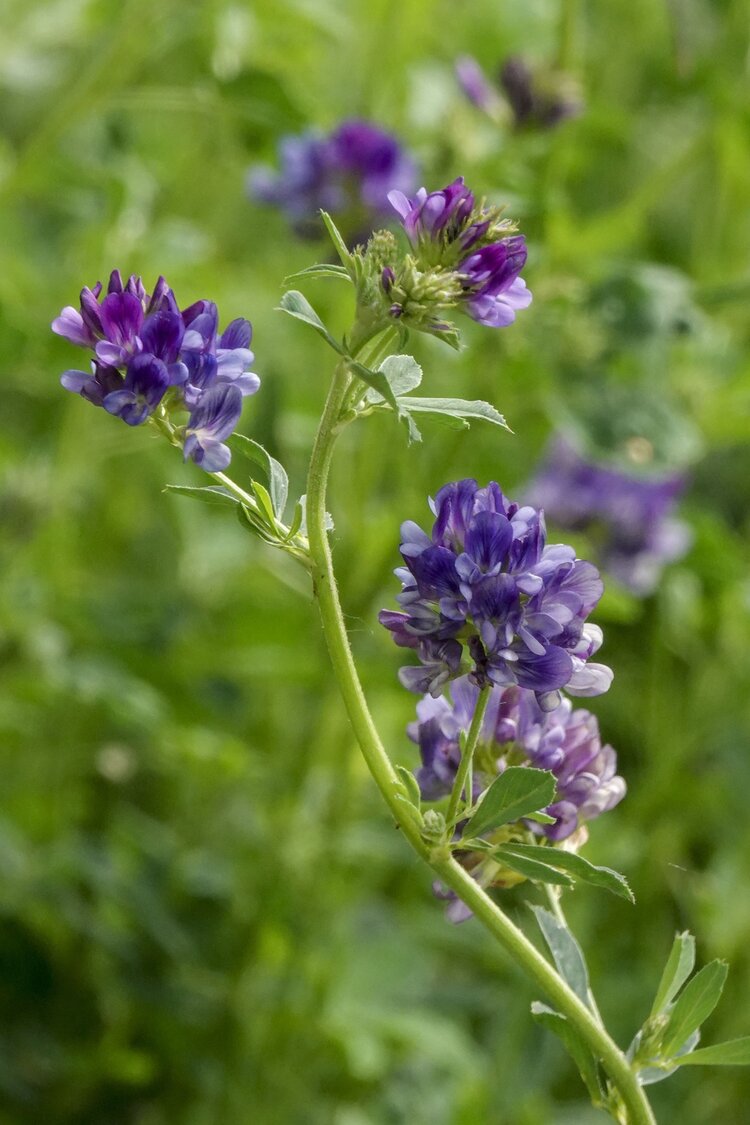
top-left (464, 510), bottom-right (514, 572)
top-left (219, 318), bottom-right (252, 350)
top-left (140, 310), bottom-right (185, 363)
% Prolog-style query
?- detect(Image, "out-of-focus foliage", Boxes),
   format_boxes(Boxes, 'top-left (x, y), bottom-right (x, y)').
top-left (1, 0), bottom-right (749, 1122)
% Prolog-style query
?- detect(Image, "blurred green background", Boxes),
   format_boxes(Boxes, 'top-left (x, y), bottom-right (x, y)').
top-left (1, 0), bottom-right (750, 1122)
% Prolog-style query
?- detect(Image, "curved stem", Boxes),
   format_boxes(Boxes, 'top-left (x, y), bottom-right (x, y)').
top-left (446, 683), bottom-right (491, 826)
top-left (304, 361), bottom-right (656, 1125)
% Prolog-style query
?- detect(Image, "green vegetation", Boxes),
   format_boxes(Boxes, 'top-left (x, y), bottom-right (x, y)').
top-left (1, 1), bottom-right (749, 1121)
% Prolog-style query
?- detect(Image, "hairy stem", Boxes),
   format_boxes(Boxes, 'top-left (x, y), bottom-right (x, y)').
top-left (304, 356), bottom-right (656, 1125)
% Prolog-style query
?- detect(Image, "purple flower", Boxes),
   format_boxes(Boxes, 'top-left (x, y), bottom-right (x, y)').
top-left (184, 384), bottom-right (243, 473)
top-left (248, 119), bottom-right (417, 241)
top-left (387, 178), bottom-right (532, 330)
top-left (499, 56), bottom-right (582, 130)
top-left (102, 354), bottom-right (170, 426)
top-left (458, 236), bottom-right (532, 327)
top-left (454, 54), bottom-right (582, 130)
top-left (53, 272), bottom-right (259, 470)
top-left (379, 480), bottom-right (612, 710)
top-left (409, 677), bottom-right (625, 842)
top-left (527, 437), bottom-right (691, 595)
top-left (388, 177), bottom-right (476, 246)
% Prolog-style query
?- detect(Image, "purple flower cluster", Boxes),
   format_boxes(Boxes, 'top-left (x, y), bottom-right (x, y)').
top-left (53, 271), bottom-right (259, 472)
top-left (456, 55), bottom-right (582, 130)
top-left (410, 677), bottom-right (625, 842)
top-left (379, 479), bottom-right (612, 710)
top-left (248, 119), bottom-right (417, 240)
top-left (527, 438), bottom-right (691, 595)
top-left (388, 178), bottom-right (532, 328)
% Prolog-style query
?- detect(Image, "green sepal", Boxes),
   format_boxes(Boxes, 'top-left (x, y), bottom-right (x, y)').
top-left (531, 1003), bottom-right (604, 1104)
top-left (462, 767), bottom-right (556, 837)
top-left (530, 905), bottom-right (591, 1008)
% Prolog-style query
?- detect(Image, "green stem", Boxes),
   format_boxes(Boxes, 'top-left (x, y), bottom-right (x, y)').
top-left (446, 683), bottom-right (491, 826)
top-left (304, 359), bottom-right (656, 1125)
top-left (557, 0), bottom-right (578, 71)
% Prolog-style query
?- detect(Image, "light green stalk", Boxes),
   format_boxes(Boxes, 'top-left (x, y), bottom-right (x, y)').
top-left (303, 347), bottom-right (657, 1125)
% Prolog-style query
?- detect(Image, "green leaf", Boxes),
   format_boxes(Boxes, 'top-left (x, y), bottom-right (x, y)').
top-left (530, 905), bottom-right (591, 1007)
top-left (284, 499), bottom-right (304, 542)
top-left (662, 960), bottom-right (728, 1057)
top-left (348, 359), bottom-right (403, 419)
top-left (676, 1037), bottom-right (750, 1067)
top-left (493, 848), bottom-right (575, 888)
top-left (277, 290), bottom-right (345, 354)
top-left (320, 210), bottom-right (354, 268)
top-left (394, 793), bottom-right (423, 827)
top-left (650, 931), bottom-right (696, 1018)
top-left (163, 484), bottom-right (238, 509)
top-left (363, 354), bottom-right (423, 399)
top-left (395, 397), bottom-right (510, 431)
top-left (229, 435), bottom-right (289, 518)
top-left (283, 263), bottom-right (353, 284)
top-left (463, 767), bottom-right (556, 837)
top-left (524, 810), bottom-right (556, 825)
top-left (395, 766), bottom-right (421, 810)
top-left (531, 1003), bottom-right (604, 1103)
top-left (251, 481), bottom-right (278, 529)
top-left (498, 844), bottom-right (634, 902)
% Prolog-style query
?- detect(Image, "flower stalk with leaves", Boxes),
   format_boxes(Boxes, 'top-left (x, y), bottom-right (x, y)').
top-left (52, 182), bottom-right (749, 1125)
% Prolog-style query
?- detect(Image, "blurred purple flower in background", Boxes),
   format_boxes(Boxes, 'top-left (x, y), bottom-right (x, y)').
top-left (455, 54), bottom-right (582, 130)
top-left (380, 479), bottom-right (612, 710)
top-left (527, 437), bottom-right (691, 595)
top-left (248, 119), bottom-right (417, 242)
top-left (53, 271), bottom-right (259, 471)
top-left (409, 676), bottom-right (625, 842)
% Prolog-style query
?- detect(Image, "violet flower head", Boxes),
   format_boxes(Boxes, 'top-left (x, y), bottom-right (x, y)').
top-left (387, 178), bottom-right (532, 330)
top-left (379, 479), bottom-right (612, 711)
top-left (409, 677), bottom-right (625, 842)
top-left (527, 437), bottom-right (691, 595)
top-left (499, 56), bottom-right (582, 130)
top-left (248, 119), bottom-right (417, 242)
top-left (53, 272), bottom-right (259, 471)
top-left (454, 53), bottom-right (582, 130)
